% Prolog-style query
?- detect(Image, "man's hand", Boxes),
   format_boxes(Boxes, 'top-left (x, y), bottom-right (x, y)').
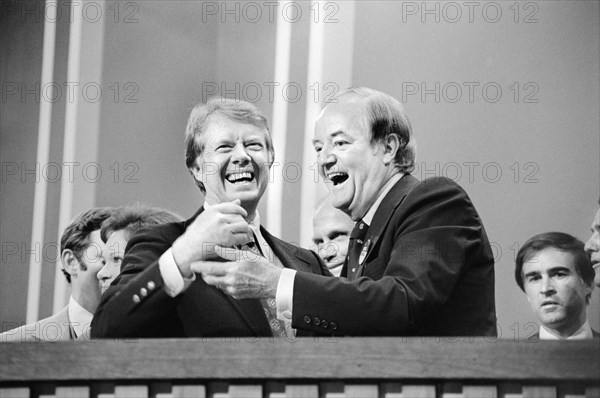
top-left (191, 247), bottom-right (282, 299)
top-left (172, 201), bottom-right (251, 277)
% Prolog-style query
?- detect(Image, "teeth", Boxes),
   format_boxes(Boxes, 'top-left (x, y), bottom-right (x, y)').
top-left (327, 172), bottom-right (345, 180)
top-left (227, 172), bottom-right (253, 183)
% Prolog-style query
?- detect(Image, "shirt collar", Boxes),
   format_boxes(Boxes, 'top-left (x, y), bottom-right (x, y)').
top-left (68, 296), bottom-right (93, 338)
top-left (539, 321), bottom-right (593, 340)
top-left (362, 173), bottom-right (404, 225)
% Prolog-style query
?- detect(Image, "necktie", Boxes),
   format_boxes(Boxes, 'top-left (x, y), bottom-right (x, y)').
top-left (243, 235), bottom-right (291, 338)
top-left (346, 220), bottom-right (369, 281)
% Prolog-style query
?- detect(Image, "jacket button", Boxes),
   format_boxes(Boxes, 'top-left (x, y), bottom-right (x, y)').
top-left (321, 320), bottom-right (328, 329)
top-left (147, 281), bottom-right (156, 290)
top-left (132, 294), bottom-right (141, 303)
top-left (303, 316), bottom-right (311, 324)
top-left (313, 317), bottom-right (320, 326)
top-left (140, 288), bottom-right (148, 297)
top-left (330, 322), bottom-right (338, 330)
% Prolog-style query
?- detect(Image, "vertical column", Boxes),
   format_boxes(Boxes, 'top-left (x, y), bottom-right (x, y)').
top-left (52, 0), bottom-right (106, 312)
top-left (299, 1), bottom-right (355, 247)
top-left (265, 1), bottom-right (293, 237)
top-left (26, 0), bottom-right (58, 324)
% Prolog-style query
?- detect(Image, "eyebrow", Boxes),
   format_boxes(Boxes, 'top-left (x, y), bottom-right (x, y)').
top-left (312, 131), bottom-right (345, 146)
top-left (524, 266), bottom-right (572, 278)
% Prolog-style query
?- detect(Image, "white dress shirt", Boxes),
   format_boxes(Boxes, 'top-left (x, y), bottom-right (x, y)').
top-left (68, 296), bottom-right (93, 339)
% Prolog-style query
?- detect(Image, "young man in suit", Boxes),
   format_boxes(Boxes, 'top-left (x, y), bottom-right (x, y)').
top-left (91, 99), bottom-right (329, 339)
top-left (584, 202), bottom-right (600, 287)
top-left (196, 87), bottom-right (497, 337)
top-left (1, 208), bottom-right (113, 342)
top-left (515, 232), bottom-right (598, 340)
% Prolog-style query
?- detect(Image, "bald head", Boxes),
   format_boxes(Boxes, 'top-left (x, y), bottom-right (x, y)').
top-left (312, 196), bottom-right (354, 276)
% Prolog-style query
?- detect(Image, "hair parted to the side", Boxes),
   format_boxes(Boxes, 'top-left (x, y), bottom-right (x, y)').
top-left (100, 204), bottom-right (182, 243)
top-left (184, 98), bottom-right (274, 193)
top-left (60, 207), bottom-right (114, 283)
top-left (330, 87), bottom-right (416, 174)
top-left (515, 232), bottom-right (595, 303)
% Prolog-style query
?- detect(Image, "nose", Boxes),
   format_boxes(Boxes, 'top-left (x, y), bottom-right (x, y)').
top-left (584, 232), bottom-right (599, 253)
top-left (540, 276), bottom-right (556, 296)
top-left (319, 242), bottom-right (337, 263)
top-left (97, 263), bottom-right (111, 282)
top-left (317, 145), bottom-right (336, 172)
top-left (231, 143), bottom-right (251, 165)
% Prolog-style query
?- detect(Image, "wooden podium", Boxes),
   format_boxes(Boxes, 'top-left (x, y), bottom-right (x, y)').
top-left (1, 338), bottom-right (599, 397)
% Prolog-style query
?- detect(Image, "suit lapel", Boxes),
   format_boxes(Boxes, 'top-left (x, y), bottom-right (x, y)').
top-left (184, 206), bottom-right (271, 336)
top-left (260, 227), bottom-right (314, 273)
top-left (361, 174), bottom-right (420, 268)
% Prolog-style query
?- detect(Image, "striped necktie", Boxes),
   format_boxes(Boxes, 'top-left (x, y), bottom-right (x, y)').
top-left (346, 220), bottom-right (369, 281)
top-left (244, 235), bottom-right (290, 338)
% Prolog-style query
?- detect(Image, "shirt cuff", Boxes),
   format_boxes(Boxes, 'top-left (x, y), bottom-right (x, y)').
top-left (276, 268), bottom-right (296, 321)
top-left (159, 248), bottom-right (196, 297)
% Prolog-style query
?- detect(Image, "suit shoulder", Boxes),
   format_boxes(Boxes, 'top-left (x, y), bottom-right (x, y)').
top-left (412, 176), bottom-right (469, 196)
top-left (0, 307), bottom-right (70, 342)
top-left (127, 220), bottom-right (186, 246)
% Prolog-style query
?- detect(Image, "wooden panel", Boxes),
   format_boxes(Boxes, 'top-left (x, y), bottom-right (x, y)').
top-left (1, 339), bottom-right (598, 382)
top-left (54, 386), bottom-right (90, 397)
top-left (268, 384), bottom-right (318, 398)
top-left (381, 384), bottom-right (437, 398)
top-left (114, 385), bottom-right (149, 398)
top-left (463, 386), bottom-right (497, 397)
top-left (0, 388), bottom-right (29, 398)
top-left (213, 385), bottom-right (262, 398)
top-left (325, 385), bottom-right (378, 398)
top-left (522, 386), bottom-right (556, 398)
top-left (168, 385), bottom-right (206, 398)
top-left (585, 387), bottom-right (600, 398)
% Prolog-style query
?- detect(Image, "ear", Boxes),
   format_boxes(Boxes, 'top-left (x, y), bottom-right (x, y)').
top-left (583, 281), bottom-right (594, 301)
top-left (382, 134), bottom-right (401, 165)
top-left (61, 249), bottom-right (80, 278)
top-left (190, 158), bottom-right (204, 183)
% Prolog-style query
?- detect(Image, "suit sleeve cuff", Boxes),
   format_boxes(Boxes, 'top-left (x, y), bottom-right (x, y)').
top-left (276, 268), bottom-right (296, 321)
top-left (159, 248), bottom-right (195, 297)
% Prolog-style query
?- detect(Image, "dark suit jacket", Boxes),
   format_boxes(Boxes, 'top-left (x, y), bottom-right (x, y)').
top-left (292, 175), bottom-right (497, 336)
top-left (91, 207), bottom-right (330, 338)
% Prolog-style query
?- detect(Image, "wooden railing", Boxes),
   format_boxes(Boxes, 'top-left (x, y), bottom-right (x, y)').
top-left (1, 338), bottom-right (599, 398)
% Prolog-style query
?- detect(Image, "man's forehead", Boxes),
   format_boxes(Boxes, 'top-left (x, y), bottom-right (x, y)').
top-left (523, 249), bottom-right (576, 271)
top-left (314, 101), bottom-right (365, 138)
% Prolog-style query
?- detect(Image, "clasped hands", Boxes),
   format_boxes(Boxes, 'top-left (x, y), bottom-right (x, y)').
top-left (171, 200), bottom-right (281, 299)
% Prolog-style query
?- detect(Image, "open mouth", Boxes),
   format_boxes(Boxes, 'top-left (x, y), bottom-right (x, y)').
top-left (327, 171), bottom-right (349, 186)
top-left (226, 171), bottom-right (255, 184)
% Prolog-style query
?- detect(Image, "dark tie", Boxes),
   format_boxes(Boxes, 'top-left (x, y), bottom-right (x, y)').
top-left (346, 220), bottom-right (369, 281)
top-left (243, 235), bottom-right (290, 338)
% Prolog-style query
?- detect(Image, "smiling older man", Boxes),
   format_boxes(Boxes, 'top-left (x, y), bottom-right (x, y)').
top-left (196, 87), bottom-right (497, 337)
top-left (91, 99), bottom-right (329, 339)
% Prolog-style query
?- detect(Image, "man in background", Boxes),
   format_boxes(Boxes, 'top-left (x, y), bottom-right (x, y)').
top-left (515, 232), bottom-right (598, 340)
top-left (584, 201), bottom-right (600, 287)
top-left (98, 204), bottom-right (182, 294)
top-left (1, 207), bottom-right (113, 342)
top-left (312, 195), bottom-right (353, 277)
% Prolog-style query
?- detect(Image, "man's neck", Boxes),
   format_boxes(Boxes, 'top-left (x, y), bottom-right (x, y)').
top-left (71, 289), bottom-right (99, 314)
top-left (542, 317), bottom-right (588, 339)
